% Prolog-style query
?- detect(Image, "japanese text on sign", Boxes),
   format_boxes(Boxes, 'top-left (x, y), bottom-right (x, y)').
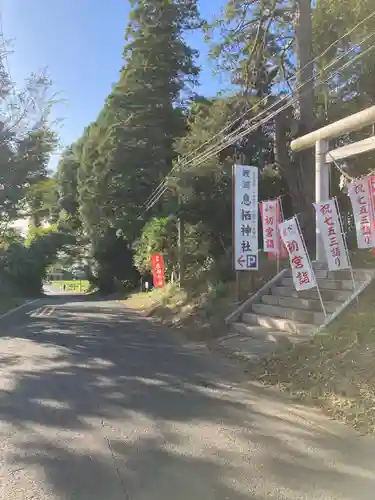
top-left (279, 217), bottom-right (316, 291)
top-left (263, 198), bottom-right (288, 261)
top-left (314, 199), bottom-right (349, 271)
top-left (368, 175), bottom-right (375, 256)
top-left (348, 177), bottom-right (374, 249)
top-left (151, 254), bottom-right (165, 288)
top-left (234, 165), bottom-right (258, 270)
top-left (261, 199), bottom-right (279, 253)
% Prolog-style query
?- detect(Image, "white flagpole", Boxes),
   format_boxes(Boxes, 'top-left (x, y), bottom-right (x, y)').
top-left (295, 215), bottom-right (327, 317)
top-left (333, 196), bottom-right (358, 302)
top-left (275, 198), bottom-right (280, 274)
top-left (276, 196), bottom-right (285, 275)
top-left (276, 245), bottom-right (280, 274)
top-left (368, 175), bottom-right (375, 248)
top-left (279, 196), bottom-right (285, 221)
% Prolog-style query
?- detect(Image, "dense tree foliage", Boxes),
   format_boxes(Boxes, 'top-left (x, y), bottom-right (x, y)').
top-left (0, 54), bottom-right (69, 295)
top-left (49, 0), bottom-right (375, 293)
top-left (58, 0), bottom-right (202, 292)
top-left (0, 230), bottom-right (75, 296)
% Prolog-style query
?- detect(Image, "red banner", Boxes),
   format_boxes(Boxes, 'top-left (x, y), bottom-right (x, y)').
top-left (276, 200), bottom-right (289, 260)
top-left (260, 198), bottom-right (288, 260)
top-left (151, 254), bottom-right (165, 288)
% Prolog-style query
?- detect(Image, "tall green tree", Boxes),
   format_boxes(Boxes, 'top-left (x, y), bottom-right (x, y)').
top-left (313, 0), bottom-right (375, 113)
top-left (311, 0), bottom-right (375, 192)
top-left (76, 0), bottom-right (201, 289)
top-left (56, 145), bottom-right (82, 231)
top-left (78, 0), bottom-right (200, 238)
top-left (207, 0), bottom-right (317, 247)
top-left (171, 95), bottom-right (286, 281)
top-left (25, 178), bottom-right (59, 227)
top-left (0, 62), bottom-right (58, 234)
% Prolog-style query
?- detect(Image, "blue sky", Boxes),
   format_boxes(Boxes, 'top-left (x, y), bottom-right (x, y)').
top-left (2, 0), bottom-right (227, 169)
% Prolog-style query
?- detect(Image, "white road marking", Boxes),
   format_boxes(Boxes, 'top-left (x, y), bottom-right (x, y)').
top-left (0, 298), bottom-right (41, 320)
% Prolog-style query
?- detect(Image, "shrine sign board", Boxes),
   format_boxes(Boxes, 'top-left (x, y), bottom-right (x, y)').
top-left (233, 165), bottom-right (258, 271)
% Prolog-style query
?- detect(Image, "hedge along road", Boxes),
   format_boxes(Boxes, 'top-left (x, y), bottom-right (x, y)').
top-left (0, 294), bottom-right (375, 500)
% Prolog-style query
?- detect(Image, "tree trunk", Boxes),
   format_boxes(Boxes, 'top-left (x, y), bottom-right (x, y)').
top-left (295, 0), bottom-right (314, 127)
top-left (274, 0), bottom-right (316, 254)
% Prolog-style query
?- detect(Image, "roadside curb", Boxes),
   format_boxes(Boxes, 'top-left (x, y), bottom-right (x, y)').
top-left (0, 298), bottom-right (41, 320)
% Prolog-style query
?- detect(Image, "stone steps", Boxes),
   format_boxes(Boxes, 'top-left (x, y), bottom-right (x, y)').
top-left (218, 265), bottom-right (374, 364)
top-left (250, 303), bottom-right (325, 326)
top-left (261, 293), bottom-right (339, 313)
top-left (231, 322), bottom-right (312, 344)
top-left (284, 268), bottom-right (369, 281)
top-left (271, 285), bottom-right (352, 302)
top-left (281, 277), bottom-right (356, 291)
top-left (242, 310), bottom-right (315, 334)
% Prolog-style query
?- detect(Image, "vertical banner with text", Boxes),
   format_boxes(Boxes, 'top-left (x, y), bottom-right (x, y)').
top-left (261, 199), bottom-right (279, 252)
top-left (234, 165), bottom-right (258, 270)
top-left (368, 175), bottom-right (375, 256)
top-left (314, 199), bottom-right (350, 271)
top-left (151, 254), bottom-right (165, 288)
top-left (262, 198), bottom-right (288, 261)
top-left (279, 217), bottom-right (316, 291)
top-left (348, 177), bottom-right (373, 249)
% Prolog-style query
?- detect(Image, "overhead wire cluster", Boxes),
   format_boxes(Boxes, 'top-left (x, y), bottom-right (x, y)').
top-left (139, 10), bottom-right (375, 218)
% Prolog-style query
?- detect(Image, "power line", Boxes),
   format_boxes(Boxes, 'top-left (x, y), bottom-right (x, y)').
top-left (143, 69), bottom-right (371, 217)
top-left (142, 36), bottom-right (375, 214)
top-left (142, 9), bottom-right (375, 209)
top-left (141, 37), bottom-right (375, 215)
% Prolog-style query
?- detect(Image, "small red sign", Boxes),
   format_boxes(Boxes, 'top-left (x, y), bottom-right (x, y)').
top-left (151, 254), bottom-right (165, 288)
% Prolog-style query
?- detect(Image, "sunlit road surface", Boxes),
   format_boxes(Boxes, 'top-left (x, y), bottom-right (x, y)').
top-left (43, 284), bottom-right (86, 296)
top-left (1, 296), bottom-right (375, 499)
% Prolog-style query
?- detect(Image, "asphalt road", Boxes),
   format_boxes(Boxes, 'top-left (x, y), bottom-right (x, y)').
top-left (1, 295), bottom-right (375, 499)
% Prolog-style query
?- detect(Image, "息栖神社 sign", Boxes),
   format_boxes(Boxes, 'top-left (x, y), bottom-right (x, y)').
top-left (233, 165), bottom-right (258, 271)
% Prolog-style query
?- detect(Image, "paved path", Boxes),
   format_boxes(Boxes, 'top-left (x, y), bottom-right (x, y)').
top-left (0, 296), bottom-right (375, 499)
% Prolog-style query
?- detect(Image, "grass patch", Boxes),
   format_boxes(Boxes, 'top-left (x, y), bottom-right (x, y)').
top-left (126, 249), bottom-right (375, 432)
top-left (123, 254), bottom-right (286, 342)
top-left (252, 279), bottom-right (375, 434)
top-left (124, 282), bottom-right (237, 341)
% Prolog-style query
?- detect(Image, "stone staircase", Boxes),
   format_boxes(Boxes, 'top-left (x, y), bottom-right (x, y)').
top-left (217, 265), bottom-right (374, 362)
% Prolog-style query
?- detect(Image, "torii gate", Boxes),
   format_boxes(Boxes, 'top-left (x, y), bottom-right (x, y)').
top-left (290, 105), bottom-right (375, 260)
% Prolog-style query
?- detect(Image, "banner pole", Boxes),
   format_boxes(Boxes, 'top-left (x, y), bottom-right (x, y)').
top-left (295, 215), bottom-right (327, 317)
top-left (277, 196), bottom-right (286, 266)
top-left (334, 196), bottom-right (358, 303)
top-left (278, 196), bottom-right (285, 221)
top-left (367, 175), bottom-right (375, 256)
top-left (276, 198), bottom-right (281, 274)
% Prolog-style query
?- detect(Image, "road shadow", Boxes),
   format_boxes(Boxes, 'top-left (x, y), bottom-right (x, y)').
top-left (1, 299), bottom-right (375, 499)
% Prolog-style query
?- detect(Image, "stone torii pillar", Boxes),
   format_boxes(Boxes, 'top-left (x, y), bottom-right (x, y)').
top-left (290, 105), bottom-right (375, 261)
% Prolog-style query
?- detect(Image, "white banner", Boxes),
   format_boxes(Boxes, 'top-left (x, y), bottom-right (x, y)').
top-left (261, 199), bottom-right (279, 252)
top-left (348, 177), bottom-right (373, 248)
top-left (279, 217), bottom-right (316, 291)
top-left (234, 165), bottom-right (258, 270)
top-left (314, 199), bottom-right (349, 271)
